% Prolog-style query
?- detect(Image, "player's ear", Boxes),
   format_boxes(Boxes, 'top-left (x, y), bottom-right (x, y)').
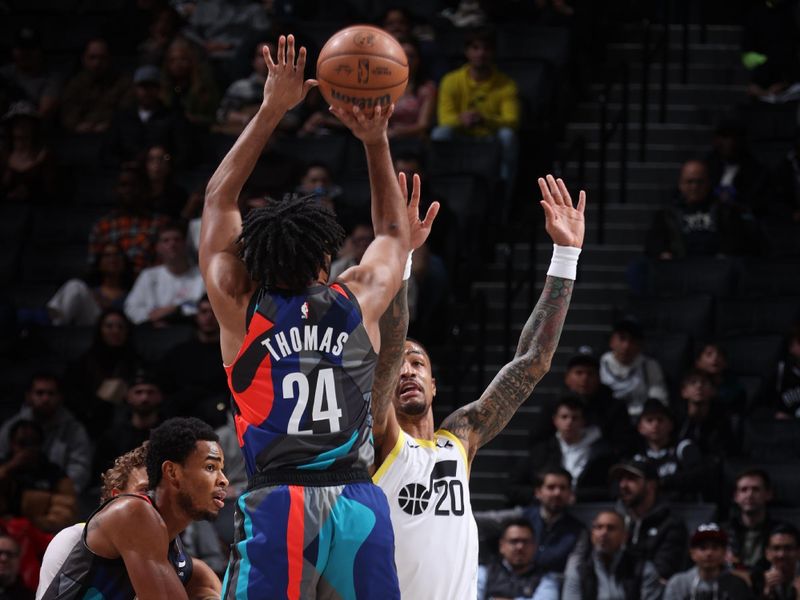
top-left (163, 460), bottom-right (179, 485)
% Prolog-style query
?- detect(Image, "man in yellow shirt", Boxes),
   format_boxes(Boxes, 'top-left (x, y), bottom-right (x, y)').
top-left (432, 27), bottom-right (520, 194)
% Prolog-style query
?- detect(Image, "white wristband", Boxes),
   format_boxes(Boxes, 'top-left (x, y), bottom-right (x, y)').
top-left (547, 244), bottom-right (581, 280)
top-left (403, 250), bottom-right (414, 281)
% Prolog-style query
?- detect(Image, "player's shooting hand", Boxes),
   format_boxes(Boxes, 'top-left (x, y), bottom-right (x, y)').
top-left (399, 171), bottom-right (439, 250)
top-left (538, 174), bottom-right (585, 249)
top-left (262, 35), bottom-right (318, 111)
top-left (329, 103), bottom-right (394, 146)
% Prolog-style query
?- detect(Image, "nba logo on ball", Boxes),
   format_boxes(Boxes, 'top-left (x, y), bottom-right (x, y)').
top-left (317, 25), bottom-right (409, 115)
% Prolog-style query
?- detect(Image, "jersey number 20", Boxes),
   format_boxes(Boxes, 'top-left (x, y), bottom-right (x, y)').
top-left (284, 369), bottom-right (342, 434)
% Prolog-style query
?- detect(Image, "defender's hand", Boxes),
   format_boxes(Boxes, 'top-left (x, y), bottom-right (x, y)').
top-left (538, 174), bottom-right (586, 248)
top-left (262, 35), bottom-right (318, 111)
top-left (399, 172), bottom-right (439, 250)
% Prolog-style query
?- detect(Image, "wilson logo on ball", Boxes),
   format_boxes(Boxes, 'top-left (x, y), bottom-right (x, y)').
top-left (330, 88), bottom-right (391, 109)
top-left (334, 64), bottom-right (352, 75)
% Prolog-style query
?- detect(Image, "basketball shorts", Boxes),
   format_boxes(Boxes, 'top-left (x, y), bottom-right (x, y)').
top-left (221, 476), bottom-right (399, 600)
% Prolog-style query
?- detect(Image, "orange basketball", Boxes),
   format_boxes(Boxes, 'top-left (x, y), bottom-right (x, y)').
top-left (317, 25), bottom-right (409, 115)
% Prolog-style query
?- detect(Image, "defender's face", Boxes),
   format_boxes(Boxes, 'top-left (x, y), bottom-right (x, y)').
top-left (394, 340), bottom-right (436, 417)
top-left (174, 441), bottom-right (228, 521)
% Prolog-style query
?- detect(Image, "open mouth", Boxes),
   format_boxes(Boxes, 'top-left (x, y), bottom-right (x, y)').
top-left (398, 380), bottom-right (422, 401)
top-left (212, 490), bottom-right (227, 509)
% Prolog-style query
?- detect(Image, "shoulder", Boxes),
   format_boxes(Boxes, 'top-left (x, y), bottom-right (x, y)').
top-left (441, 67), bottom-right (466, 85)
top-left (99, 495), bottom-right (163, 530)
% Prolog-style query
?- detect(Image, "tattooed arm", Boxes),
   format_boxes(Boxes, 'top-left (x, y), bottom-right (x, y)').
top-left (440, 175), bottom-right (586, 464)
top-left (372, 173), bottom-right (439, 464)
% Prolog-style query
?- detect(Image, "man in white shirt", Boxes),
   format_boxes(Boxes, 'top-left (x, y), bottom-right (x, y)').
top-left (124, 223), bottom-right (205, 325)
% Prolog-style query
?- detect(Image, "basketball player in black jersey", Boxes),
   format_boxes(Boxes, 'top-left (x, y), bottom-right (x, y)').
top-left (40, 418), bottom-right (228, 600)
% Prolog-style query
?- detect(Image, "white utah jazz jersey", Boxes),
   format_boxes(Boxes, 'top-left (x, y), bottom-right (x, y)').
top-left (374, 429), bottom-right (478, 600)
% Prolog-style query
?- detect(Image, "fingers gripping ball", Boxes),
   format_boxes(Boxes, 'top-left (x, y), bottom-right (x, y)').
top-left (317, 25), bottom-right (409, 115)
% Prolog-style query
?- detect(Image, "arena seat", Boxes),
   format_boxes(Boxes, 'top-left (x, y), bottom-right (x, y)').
top-left (33, 206), bottom-right (102, 245)
top-left (497, 59), bottom-right (552, 125)
top-left (426, 139), bottom-right (501, 193)
top-left (738, 258), bottom-right (800, 297)
top-left (496, 25), bottom-right (571, 67)
top-left (715, 297), bottom-right (800, 336)
top-left (770, 508), bottom-right (800, 530)
top-left (643, 331), bottom-right (691, 387)
top-left (720, 334), bottom-right (783, 381)
top-left (648, 257), bottom-right (738, 297)
top-left (743, 421), bottom-right (800, 462)
top-left (44, 326), bottom-right (94, 362)
top-left (626, 294), bottom-right (714, 339)
top-left (133, 324), bottom-right (194, 362)
top-left (21, 244), bottom-right (88, 285)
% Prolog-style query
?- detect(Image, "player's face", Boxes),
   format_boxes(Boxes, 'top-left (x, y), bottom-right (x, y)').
top-left (564, 365), bottom-right (599, 396)
top-left (690, 541), bottom-right (726, 571)
top-left (734, 476), bottom-right (771, 513)
top-left (765, 534), bottom-right (799, 573)
top-left (535, 474), bottom-right (572, 514)
top-left (395, 341), bottom-right (436, 416)
top-left (499, 526), bottom-right (536, 568)
top-left (591, 513), bottom-right (626, 555)
top-left (175, 441), bottom-right (228, 521)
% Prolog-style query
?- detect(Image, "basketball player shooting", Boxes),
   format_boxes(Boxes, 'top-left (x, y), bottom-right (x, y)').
top-left (371, 174), bottom-right (585, 599)
top-left (200, 35), bottom-right (409, 599)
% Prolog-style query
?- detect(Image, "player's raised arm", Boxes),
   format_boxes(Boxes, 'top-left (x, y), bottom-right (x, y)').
top-left (331, 105), bottom-right (411, 348)
top-left (200, 34), bottom-right (316, 362)
top-left (440, 174), bottom-right (585, 463)
top-left (372, 172), bottom-right (439, 458)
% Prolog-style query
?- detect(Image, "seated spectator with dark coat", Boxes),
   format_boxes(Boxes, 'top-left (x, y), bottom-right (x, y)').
top-left (478, 467), bottom-right (586, 574)
top-left (1, 102), bottom-right (58, 204)
top-left (104, 65), bottom-right (190, 167)
top-left (0, 27), bottom-right (60, 121)
top-left (676, 369), bottom-right (735, 459)
top-left (478, 519), bottom-right (560, 600)
top-left (664, 523), bottom-right (752, 600)
top-left (564, 510), bottom-right (643, 600)
top-left (509, 396), bottom-right (617, 504)
top-left (0, 420), bottom-right (77, 534)
top-left (750, 524), bottom-right (800, 600)
top-left (0, 374), bottom-right (91, 494)
top-left (60, 38), bottom-right (131, 134)
top-left (775, 325), bottom-right (800, 419)
top-left (646, 160), bottom-right (749, 259)
top-left (724, 469), bottom-right (782, 570)
top-left (694, 342), bottom-right (746, 411)
top-left (0, 534), bottom-right (34, 600)
top-left (612, 458), bottom-right (689, 600)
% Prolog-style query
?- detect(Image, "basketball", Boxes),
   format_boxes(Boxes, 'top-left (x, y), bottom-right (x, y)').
top-left (317, 25), bottom-right (409, 115)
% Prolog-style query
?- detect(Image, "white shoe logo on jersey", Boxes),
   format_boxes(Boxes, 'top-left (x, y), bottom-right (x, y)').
top-left (301, 302), bottom-right (309, 319)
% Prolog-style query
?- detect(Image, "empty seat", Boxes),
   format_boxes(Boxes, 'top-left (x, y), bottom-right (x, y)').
top-left (52, 133), bottom-right (105, 170)
top-left (739, 259), bottom-right (800, 297)
top-left (743, 421), bottom-right (800, 462)
top-left (21, 244), bottom-right (89, 284)
top-left (497, 59), bottom-right (552, 125)
top-left (770, 508), bottom-right (800, 530)
top-left (134, 324), bottom-right (194, 362)
top-left (426, 140), bottom-right (501, 191)
top-left (762, 219), bottom-right (800, 258)
top-left (44, 326), bottom-right (94, 362)
top-left (715, 298), bottom-right (800, 336)
top-left (496, 25), bottom-right (570, 67)
top-left (627, 294), bottom-right (713, 339)
top-left (720, 334), bottom-right (783, 380)
top-left (648, 258), bottom-right (738, 297)
top-left (74, 171), bottom-right (117, 207)
top-left (33, 207), bottom-right (102, 245)
top-left (643, 332), bottom-right (691, 387)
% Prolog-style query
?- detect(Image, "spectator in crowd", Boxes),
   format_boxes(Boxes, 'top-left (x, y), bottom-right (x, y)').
top-left (509, 396), bottom-right (616, 504)
top-left (388, 36), bottom-right (436, 140)
top-left (105, 65), bottom-right (190, 167)
top-left (93, 369), bottom-right (165, 478)
top-left (1, 102), bottom-right (58, 203)
top-left (47, 243), bottom-right (133, 327)
top-left (124, 222), bottom-right (205, 326)
top-left (645, 160), bottom-right (749, 259)
top-left (742, 0), bottom-right (800, 100)
top-left (563, 510), bottom-right (643, 600)
top-left (600, 317), bottom-right (669, 421)
top-left (432, 26), bottom-right (520, 188)
top-left (776, 130), bottom-right (800, 222)
top-left (706, 120), bottom-right (769, 217)
top-left (160, 37), bottom-right (220, 127)
top-left (88, 166), bottom-right (169, 274)
top-left (0, 420), bottom-right (76, 534)
top-left (477, 518), bottom-right (560, 600)
top-left (694, 342), bottom-right (746, 410)
top-left (664, 523), bottom-right (752, 600)
top-left (328, 218), bottom-right (374, 281)
top-left (532, 350), bottom-right (636, 452)
top-left (675, 369), bottom-right (735, 459)
top-left (0, 373), bottom-right (91, 493)
top-left (750, 524), bottom-right (800, 600)
top-left (157, 295), bottom-right (228, 427)
top-left (775, 324), bottom-right (800, 419)
top-left (612, 457), bottom-right (689, 597)
top-left (724, 469), bottom-right (781, 570)
top-left (138, 6), bottom-right (182, 66)
top-left (143, 144), bottom-right (188, 220)
top-left (0, 534), bottom-right (33, 600)
top-left (380, 6), bottom-right (449, 80)
top-left (479, 467), bottom-right (585, 574)
top-left (217, 40), bottom-right (302, 136)
top-left (62, 308), bottom-right (143, 437)
top-left (631, 399), bottom-right (707, 501)
top-left (294, 162), bottom-right (343, 211)
top-left (60, 38), bottom-right (131, 134)
top-left (295, 87), bottom-right (347, 138)
top-left (0, 27), bottom-right (60, 121)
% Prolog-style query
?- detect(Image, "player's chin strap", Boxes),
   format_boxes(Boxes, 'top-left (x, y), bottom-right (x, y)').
top-left (547, 244), bottom-right (581, 280)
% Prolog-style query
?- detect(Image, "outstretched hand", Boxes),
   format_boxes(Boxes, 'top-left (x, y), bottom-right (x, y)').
top-left (399, 172), bottom-right (439, 250)
top-left (330, 103), bottom-right (394, 146)
top-left (262, 35), bottom-right (318, 111)
top-left (538, 174), bottom-right (585, 248)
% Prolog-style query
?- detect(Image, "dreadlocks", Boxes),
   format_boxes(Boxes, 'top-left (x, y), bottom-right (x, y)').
top-left (238, 193), bottom-right (345, 289)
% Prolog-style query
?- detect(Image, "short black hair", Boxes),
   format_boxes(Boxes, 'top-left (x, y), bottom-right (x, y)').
top-left (26, 372), bottom-right (60, 393)
top-left (500, 517), bottom-right (535, 539)
top-left (536, 465), bottom-right (573, 487)
top-left (146, 417), bottom-right (219, 488)
top-left (464, 26), bottom-right (496, 50)
top-left (735, 467), bottom-right (772, 491)
top-left (769, 523), bottom-right (800, 547)
top-left (553, 394), bottom-right (586, 417)
top-left (237, 193), bottom-right (345, 290)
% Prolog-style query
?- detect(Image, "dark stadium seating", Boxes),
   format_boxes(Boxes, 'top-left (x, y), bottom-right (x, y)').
top-left (738, 258), bottom-right (800, 297)
top-left (425, 139), bottom-right (501, 192)
top-left (715, 297), bottom-right (800, 336)
top-left (643, 331), bottom-right (692, 387)
top-left (743, 420), bottom-right (800, 462)
top-left (648, 258), bottom-right (738, 297)
top-left (627, 294), bottom-right (714, 339)
top-left (44, 326), bottom-right (94, 362)
top-left (274, 135), bottom-right (349, 176)
top-left (719, 334), bottom-right (784, 381)
top-left (133, 324), bottom-right (195, 362)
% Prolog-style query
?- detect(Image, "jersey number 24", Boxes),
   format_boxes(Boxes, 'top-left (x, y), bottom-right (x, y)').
top-left (284, 368), bottom-right (342, 434)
